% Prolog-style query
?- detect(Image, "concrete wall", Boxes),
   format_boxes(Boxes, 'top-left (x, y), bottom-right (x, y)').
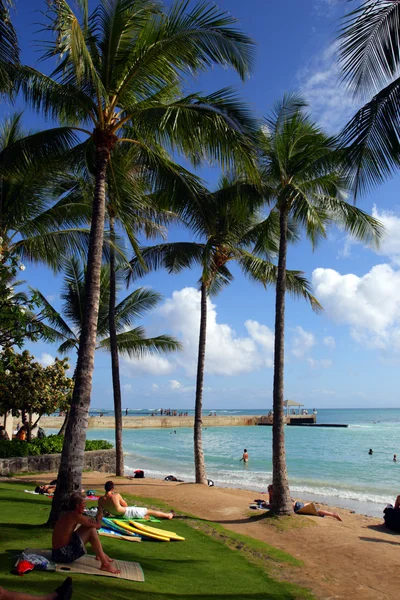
top-left (0, 449), bottom-right (116, 476)
top-left (41, 415), bottom-right (261, 429)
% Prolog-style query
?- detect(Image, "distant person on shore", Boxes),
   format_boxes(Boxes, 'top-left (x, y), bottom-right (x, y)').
top-left (0, 578), bottom-right (73, 600)
top-left (98, 481), bottom-right (174, 520)
top-left (394, 454), bottom-right (397, 462)
top-left (52, 492), bottom-right (119, 574)
top-left (240, 449), bottom-right (249, 463)
top-left (267, 485), bottom-right (342, 521)
top-left (368, 448), bottom-right (373, 455)
top-left (125, 408), bottom-right (128, 416)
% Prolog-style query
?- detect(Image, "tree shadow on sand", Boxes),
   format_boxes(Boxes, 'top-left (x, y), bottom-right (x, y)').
top-left (359, 536), bottom-right (400, 546)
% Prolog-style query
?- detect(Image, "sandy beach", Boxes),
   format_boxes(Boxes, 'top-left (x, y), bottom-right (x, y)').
top-left (14, 472), bottom-right (400, 600)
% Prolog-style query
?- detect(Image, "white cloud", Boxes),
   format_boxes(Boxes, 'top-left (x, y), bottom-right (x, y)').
top-left (298, 43), bottom-right (360, 133)
top-left (307, 358), bottom-right (333, 369)
top-left (312, 387), bottom-right (336, 396)
top-left (38, 352), bottom-right (55, 366)
top-left (168, 380), bottom-right (181, 390)
top-left (122, 384), bottom-right (132, 392)
top-left (371, 206), bottom-right (400, 263)
top-left (151, 383), bottom-right (159, 391)
top-left (312, 265), bottom-right (400, 350)
top-left (167, 380), bottom-right (195, 394)
top-left (124, 287), bottom-right (275, 377)
top-left (291, 326), bottom-right (316, 358)
top-left (323, 336), bottom-right (336, 348)
top-left (122, 354), bottom-right (175, 377)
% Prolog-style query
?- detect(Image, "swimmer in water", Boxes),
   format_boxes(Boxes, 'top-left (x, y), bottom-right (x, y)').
top-left (394, 454), bottom-right (397, 462)
top-left (368, 449), bottom-right (373, 455)
top-left (240, 449), bottom-right (249, 463)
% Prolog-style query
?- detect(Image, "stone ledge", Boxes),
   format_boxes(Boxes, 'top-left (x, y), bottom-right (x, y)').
top-left (0, 449), bottom-right (116, 476)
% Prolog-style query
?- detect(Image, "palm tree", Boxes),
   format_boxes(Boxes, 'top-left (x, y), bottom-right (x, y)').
top-left (18, 0), bottom-right (258, 522)
top-left (338, 0), bottom-right (400, 195)
top-left (0, 0), bottom-right (19, 95)
top-left (0, 113), bottom-right (91, 268)
top-left (35, 257), bottom-right (181, 440)
top-left (258, 95), bottom-right (384, 515)
top-left (127, 176), bottom-right (320, 484)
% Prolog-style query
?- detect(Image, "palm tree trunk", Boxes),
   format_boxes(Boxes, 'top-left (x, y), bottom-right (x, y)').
top-left (194, 281), bottom-right (208, 485)
top-left (108, 215), bottom-right (124, 476)
top-left (271, 206), bottom-right (293, 516)
top-left (57, 409), bottom-right (69, 436)
top-left (48, 141), bottom-right (111, 525)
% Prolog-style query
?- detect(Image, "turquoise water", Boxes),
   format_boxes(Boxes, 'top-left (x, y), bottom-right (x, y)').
top-left (47, 408), bottom-right (400, 516)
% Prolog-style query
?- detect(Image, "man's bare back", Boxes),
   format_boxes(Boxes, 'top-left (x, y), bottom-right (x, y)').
top-left (98, 492), bottom-right (127, 516)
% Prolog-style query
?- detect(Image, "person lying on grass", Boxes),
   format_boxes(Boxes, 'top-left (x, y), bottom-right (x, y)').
top-left (0, 577), bottom-right (72, 600)
top-left (52, 492), bottom-right (120, 574)
top-left (98, 481), bottom-right (174, 520)
top-left (267, 485), bottom-right (342, 521)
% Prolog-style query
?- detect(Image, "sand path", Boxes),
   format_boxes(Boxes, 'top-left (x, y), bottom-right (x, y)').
top-left (17, 473), bottom-right (400, 600)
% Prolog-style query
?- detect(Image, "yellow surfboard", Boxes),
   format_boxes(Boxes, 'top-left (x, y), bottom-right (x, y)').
top-left (130, 521), bottom-right (185, 541)
top-left (114, 519), bottom-right (170, 541)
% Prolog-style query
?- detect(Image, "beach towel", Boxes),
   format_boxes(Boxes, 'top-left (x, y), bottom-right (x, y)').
top-left (99, 528), bottom-right (141, 542)
top-left (23, 549), bottom-right (144, 582)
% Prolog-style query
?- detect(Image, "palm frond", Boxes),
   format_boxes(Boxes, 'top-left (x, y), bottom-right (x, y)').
top-left (98, 328), bottom-right (181, 357)
top-left (113, 287), bottom-right (163, 331)
top-left (238, 253), bottom-right (322, 313)
top-left (339, 77), bottom-right (400, 195)
top-left (126, 242), bottom-right (204, 284)
top-left (338, 0), bottom-right (400, 95)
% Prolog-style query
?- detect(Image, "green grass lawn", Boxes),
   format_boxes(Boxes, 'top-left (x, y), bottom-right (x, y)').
top-left (0, 481), bottom-right (313, 600)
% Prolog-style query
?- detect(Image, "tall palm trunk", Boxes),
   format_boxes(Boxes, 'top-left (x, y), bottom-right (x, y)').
top-left (194, 280), bottom-right (208, 484)
top-left (271, 206), bottom-right (293, 516)
top-left (48, 139), bottom-right (111, 525)
top-left (109, 215), bottom-right (124, 476)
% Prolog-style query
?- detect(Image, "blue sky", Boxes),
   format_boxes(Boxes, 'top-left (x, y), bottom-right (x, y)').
top-left (4, 0), bottom-right (400, 410)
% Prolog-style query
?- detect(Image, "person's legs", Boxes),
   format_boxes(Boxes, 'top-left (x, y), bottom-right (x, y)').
top-left (317, 509), bottom-right (342, 521)
top-left (0, 577), bottom-right (72, 600)
top-left (146, 509), bottom-right (174, 520)
top-left (76, 527), bottom-right (120, 574)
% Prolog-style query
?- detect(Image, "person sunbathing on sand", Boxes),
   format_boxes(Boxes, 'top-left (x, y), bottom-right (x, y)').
top-left (0, 578), bottom-right (72, 600)
top-left (98, 481), bottom-right (174, 520)
top-left (52, 492), bottom-right (119, 574)
top-left (267, 485), bottom-right (342, 521)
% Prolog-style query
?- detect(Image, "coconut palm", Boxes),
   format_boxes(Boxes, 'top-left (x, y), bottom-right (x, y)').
top-left (34, 257), bottom-right (181, 425)
top-left (0, 113), bottom-right (91, 267)
top-left (17, 0), bottom-right (257, 521)
top-left (338, 0), bottom-right (400, 195)
top-left (127, 175), bottom-right (321, 484)
top-left (258, 95), bottom-right (384, 515)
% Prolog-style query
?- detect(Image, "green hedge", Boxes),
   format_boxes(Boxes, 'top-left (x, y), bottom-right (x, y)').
top-left (0, 435), bottom-right (113, 458)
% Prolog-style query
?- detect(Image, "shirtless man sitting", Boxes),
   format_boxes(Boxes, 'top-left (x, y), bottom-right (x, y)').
top-left (52, 492), bottom-right (119, 574)
top-left (98, 481), bottom-right (174, 520)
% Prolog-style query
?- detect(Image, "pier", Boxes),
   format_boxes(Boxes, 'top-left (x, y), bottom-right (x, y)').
top-left (40, 413), bottom-right (348, 430)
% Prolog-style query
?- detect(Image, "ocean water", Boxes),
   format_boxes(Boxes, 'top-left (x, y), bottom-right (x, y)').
top-left (47, 408), bottom-right (400, 517)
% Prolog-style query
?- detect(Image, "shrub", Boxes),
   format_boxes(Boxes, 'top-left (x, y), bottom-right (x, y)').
top-left (0, 435), bottom-right (113, 458)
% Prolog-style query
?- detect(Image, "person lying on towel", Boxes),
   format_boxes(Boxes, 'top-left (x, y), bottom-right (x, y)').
top-left (98, 481), bottom-right (174, 520)
top-left (52, 492), bottom-right (120, 574)
top-left (268, 485), bottom-right (342, 521)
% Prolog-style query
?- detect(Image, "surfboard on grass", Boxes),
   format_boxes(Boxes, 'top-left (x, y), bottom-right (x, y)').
top-left (130, 520), bottom-right (185, 541)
